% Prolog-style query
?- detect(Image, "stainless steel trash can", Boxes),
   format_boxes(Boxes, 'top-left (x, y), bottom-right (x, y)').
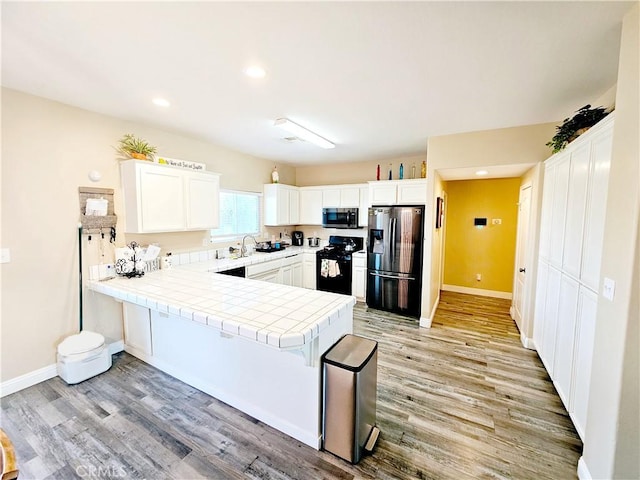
top-left (322, 334), bottom-right (380, 463)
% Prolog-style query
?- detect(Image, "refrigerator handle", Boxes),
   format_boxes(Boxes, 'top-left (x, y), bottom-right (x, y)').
top-left (390, 217), bottom-right (397, 258)
top-left (369, 271), bottom-right (416, 281)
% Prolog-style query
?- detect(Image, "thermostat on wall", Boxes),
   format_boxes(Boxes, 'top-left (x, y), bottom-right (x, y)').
top-left (474, 217), bottom-right (487, 227)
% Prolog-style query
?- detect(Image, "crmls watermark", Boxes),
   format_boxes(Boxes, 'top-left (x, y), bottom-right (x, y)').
top-left (76, 465), bottom-right (127, 478)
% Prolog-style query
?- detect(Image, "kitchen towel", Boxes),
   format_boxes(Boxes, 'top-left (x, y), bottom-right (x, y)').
top-left (321, 259), bottom-right (341, 278)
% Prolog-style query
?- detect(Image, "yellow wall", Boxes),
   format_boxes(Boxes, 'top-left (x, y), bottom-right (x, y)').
top-left (443, 178), bottom-right (521, 293)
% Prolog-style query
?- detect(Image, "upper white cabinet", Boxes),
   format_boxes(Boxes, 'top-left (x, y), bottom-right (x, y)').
top-left (121, 160), bottom-right (220, 233)
top-left (359, 186), bottom-right (370, 227)
top-left (299, 187), bottom-right (323, 225)
top-left (264, 184), bottom-right (300, 226)
top-left (368, 179), bottom-right (427, 206)
top-left (533, 113), bottom-right (614, 441)
top-left (322, 185), bottom-right (364, 208)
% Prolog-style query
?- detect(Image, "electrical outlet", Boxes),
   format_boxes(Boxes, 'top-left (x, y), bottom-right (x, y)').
top-left (0, 248), bottom-right (10, 264)
top-left (476, 273), bottom-right (482, 281)
top-left (492, 218), bottom-right (502, 225)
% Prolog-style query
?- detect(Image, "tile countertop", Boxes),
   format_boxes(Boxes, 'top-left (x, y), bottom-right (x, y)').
top-left (88, 248), bottom-right (354, 350)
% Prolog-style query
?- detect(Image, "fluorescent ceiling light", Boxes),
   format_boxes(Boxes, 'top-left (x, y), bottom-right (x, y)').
top-left (152, 98), bottom-right (170, 107)
top-left (274, 118), bottom-right (335, 149)
top-left (245, 66), bottom-right (266, 78)
top-left (475, 170), bottom-right (488, 176)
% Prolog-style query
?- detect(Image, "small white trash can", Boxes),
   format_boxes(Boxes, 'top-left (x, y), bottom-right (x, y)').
top-left (57, 331), bottom-right (112, 384)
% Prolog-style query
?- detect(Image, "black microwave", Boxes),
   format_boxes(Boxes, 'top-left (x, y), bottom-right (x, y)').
top-left (322, 208), bottom-right (359, 229)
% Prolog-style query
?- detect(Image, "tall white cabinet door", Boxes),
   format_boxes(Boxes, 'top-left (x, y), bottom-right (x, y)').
top-left (538, 163), bottom-right (556, 261)
top-left (553, 274), bottom-right (580, 407)
top-left (186, 172), bottom-right (220, 229)
top-left (581, 129), bottom-right (613, 290)
top-left (549, 155), bottom-right (571, 268)
top-left (533, 260), bottom-right (549, 351)
top-left (572, 286), bottom-right (598, 440)
top-left (140, 165), bottom-right (185, 232)
top-left (299, 188), bottom-right (323, 225)
top-left (562, 143), bottom-right (591, 278)
top-left (540, 266), bottom-right (562, 375)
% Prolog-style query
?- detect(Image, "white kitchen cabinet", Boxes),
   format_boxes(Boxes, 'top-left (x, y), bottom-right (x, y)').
top-left (123, 302), bottom-right (152, 356)
top-left (247, 259), bottom-right (282, 284)
top-left (322, 185), bottom-right (362, 208)
top-left (571, 286), bottom-right (598, 439)
top-left (548, 154), bottom-right (571, 268)
top-left (299, 188), bottom-right (323, 225)
top-left (540, 265), bottom-right (561, 376)
top-left (533, 113), bottom-right (614, 442)
top-left (121, 160), bottom-right (220, 233)
top-left (580, 124), bottom-right (613, 290)
top-left (359, 187), bottom-right (370, 227)
top-left (553, 274), bottom-right (580, 407)
top-left (562, 143), bottom-right (591, 278)
top-left (264, 184), bottom-right (300, 226)
top-left (368, 179), bottom-right (427, 206)
top-left (281, 264), bottom-right (293, 286)
top-left (303, 252), bottom-right (317, 290)
top-left (292, 261), bottom-right (303, 288)
top-left (352, 251), bottom-right (367, 301)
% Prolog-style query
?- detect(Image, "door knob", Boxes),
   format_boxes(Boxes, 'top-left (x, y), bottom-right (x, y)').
top-left (519, 268), bottom-right (526, 273)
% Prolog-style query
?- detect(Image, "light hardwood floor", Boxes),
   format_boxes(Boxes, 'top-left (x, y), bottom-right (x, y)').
top-left (1, 291), bottom-right (581, 479)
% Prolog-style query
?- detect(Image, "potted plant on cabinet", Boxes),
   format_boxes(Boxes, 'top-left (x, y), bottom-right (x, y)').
top-left (116, 133), bottom-right (157, 161)
top-left (546, 104), bottom-right (610, 154)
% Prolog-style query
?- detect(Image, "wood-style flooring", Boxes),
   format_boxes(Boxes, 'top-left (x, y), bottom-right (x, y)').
top-left (0, 291), bottom-right (581, 479)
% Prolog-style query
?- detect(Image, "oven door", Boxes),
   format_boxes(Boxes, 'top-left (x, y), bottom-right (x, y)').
top-left (316, 254), bottom-right (353, 295)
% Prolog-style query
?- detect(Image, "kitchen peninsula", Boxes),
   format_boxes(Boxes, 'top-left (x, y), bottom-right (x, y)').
top-left (88, 257), bottom-right (354, 449)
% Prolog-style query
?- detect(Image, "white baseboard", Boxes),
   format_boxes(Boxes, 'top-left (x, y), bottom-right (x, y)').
top-left (0, 363), bottom-right (57, 398)
top-left (442, 284), bottom-right (513, 300)
top-left (108, 339), bottom-right (125, 355)
top-left (577, 456), bottom-right (592, 480)
top-left (0, 339), bottom-right (124, 398)
top-left (420, 293), bottom-right (440, 328)
top-left (520, 332), bottom-right (536, 350)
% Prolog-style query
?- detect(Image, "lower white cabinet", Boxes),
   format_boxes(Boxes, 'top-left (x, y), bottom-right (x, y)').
top-left (123, 302), bottom-right (153, 356)
top-left (572, 286), bottom-right (598, 439)
top-left (553, 274), bottom-right (580, 407)
top-left (352, 251), bottom-right (367, 301)
top-left (540, 265), bottom-right (562, 376)
top-left (246, 254), bottom-right (303, 287)
top-left (303, 253), bottom-right (317, 290)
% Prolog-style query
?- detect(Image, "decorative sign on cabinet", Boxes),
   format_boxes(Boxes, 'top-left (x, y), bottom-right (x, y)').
top-left (121, 160), bottom-right (220, 233)
top-left (532, 113), bottom-right (614, 441)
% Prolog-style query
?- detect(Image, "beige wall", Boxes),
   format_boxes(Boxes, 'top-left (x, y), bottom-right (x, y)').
top-left (426, 172), bottom-right (446, 324)
top-left (0, 88), bottom-right (294, 383)
top-left (443, 178), bottom-right (520, 293)
top-left (295, 154), bottom-right (426, 186)
top-left (582, 4), bottom-right (639, 479)
top-left (424, 122), bottom-right (557, 322)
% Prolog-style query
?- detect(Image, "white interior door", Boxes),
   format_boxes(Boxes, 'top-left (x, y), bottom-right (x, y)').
top-left (512, 184), bottom-right (532, 331)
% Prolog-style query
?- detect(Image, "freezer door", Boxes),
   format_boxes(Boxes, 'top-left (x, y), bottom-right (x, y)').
top-left (366, 270), bottom-right (422, 318)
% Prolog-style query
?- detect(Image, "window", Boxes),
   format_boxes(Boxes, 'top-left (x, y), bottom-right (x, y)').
top-left (210, 190), bottom-right (261, 238)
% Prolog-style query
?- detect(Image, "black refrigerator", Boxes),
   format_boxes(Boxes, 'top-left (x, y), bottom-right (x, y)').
top-left (366, 206), bottom-right (424, 318)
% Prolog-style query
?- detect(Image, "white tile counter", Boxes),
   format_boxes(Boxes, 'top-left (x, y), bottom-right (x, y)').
top-left (88, 251), bottom-right (353, 450)
top-left (89, 248), bottom-right (350, 350)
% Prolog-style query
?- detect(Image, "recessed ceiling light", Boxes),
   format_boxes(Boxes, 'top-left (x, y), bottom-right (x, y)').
top-left (476, 170), bottom-right (489, 176)
top-left (152, 98), bottom-right (170, 107)
top-left (244, 66), bottom-right (266, 79)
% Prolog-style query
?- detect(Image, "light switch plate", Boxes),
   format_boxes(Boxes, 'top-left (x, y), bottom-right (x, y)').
top-left (0, 248), bottom-right (10, 264)
top-left (603, 277), bottom-right (616, 301)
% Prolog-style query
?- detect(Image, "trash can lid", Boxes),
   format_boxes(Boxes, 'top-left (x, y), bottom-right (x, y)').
top-left (323, 334), bottom-right (377, 372)
top-left (58, 330), bottom-right (105, 356)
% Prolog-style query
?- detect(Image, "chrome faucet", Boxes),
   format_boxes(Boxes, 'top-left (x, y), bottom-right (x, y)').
top-left (241, 235), bottom-right (257, 257)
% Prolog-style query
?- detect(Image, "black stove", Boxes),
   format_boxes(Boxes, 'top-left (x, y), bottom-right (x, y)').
top-left (316, 236), bottom-right (364, 295)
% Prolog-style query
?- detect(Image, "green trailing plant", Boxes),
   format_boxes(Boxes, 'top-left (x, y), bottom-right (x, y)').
top-left (116, 133), bottom-right (157, 160)
top-left (546, 105), bottom-right (609, 153)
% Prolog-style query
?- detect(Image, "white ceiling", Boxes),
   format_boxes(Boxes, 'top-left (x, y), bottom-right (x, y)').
top-left (1, 1), bottom-right (633, 167)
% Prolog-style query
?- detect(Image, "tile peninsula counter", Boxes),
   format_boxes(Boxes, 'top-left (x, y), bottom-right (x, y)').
top-left (88, 258), bottom-right (354, 449)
